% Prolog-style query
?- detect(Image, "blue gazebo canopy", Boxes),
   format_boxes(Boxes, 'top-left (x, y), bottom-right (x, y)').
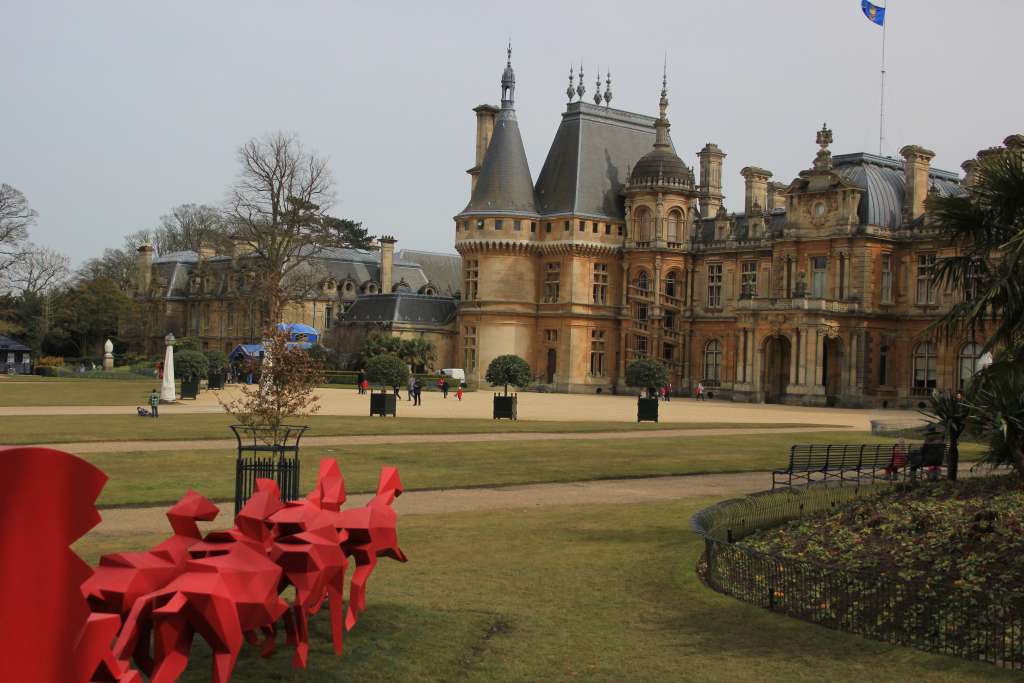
top-left (229, 344), bottom-right (264, 362)
top-left (276, 323), bottom-right (320, 344)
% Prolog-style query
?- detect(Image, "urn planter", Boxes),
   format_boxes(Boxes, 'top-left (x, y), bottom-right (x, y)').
top-left (370, 391), bottom-right (398, 417)
top-left (637, 397), bottom-right (659, 423)
top-left (493, 393), bottom-right (518, 420)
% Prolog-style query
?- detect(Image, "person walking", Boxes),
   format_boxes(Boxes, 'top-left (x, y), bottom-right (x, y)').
top-left (695, 382), bottom-right (705, 401)
top-left (407, 375), bottom-right (416, 402)
top-left (456, 382), bottom-right (464, 401)
top-left (357, 369), bottom-right (366, 395)
top-left (392, 383), bottom-right (400, 398)
top-left (149, 388), bottom-right (160, 418)
top-left (666, 383), bottom-right (672, 402)
top-left (440, 377), bottom-right (449, 399)
top-left (413, 377), bottom-right (423, 406)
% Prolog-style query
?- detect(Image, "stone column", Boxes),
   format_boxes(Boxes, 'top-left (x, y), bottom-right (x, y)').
top-left (734, 332), bottom-right (743, 382)
top-left (814, 330), bottom-right (825, 387)
top-left (160, 333), bottom-right (177, 403)
top-left (789, 330), bottom-right (799, 386)
top-left (753, 339), bottom-right (764, 399)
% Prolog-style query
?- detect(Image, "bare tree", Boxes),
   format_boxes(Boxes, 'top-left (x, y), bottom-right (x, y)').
top-left (156, 203), bottom-right (227, 254)
top-left (0, 184), bottom-right (36, 274)
top-left (78, 247), bottom-right (136, 292)
top-left (226, 131), bottom-right (338, 326)
top-left (4, 244), bottom-right (69, 296)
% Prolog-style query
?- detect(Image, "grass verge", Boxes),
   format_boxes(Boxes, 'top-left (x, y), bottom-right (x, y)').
top-left (79, 431), bottom-right (982, 508)
top-left (0, 378), bottom-right (169, 406)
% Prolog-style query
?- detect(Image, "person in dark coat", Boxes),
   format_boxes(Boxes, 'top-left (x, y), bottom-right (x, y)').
top-left (357, 369), bottom-right (366, 395)
top-left (413, 378), bottom-right (423, 406)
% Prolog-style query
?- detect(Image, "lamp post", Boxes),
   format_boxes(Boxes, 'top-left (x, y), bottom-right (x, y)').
top-left (160, 333), bottom-right (177, 403)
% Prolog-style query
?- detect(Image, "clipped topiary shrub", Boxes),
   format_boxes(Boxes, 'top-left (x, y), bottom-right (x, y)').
top-left (484, 354), bottom-right (532, 396)
top-left (625, 358), bottom-right (669, 395)
top-left (365, 353), bottom-right (410, 390)
top-left (174, 349), bottom-right (209, 379)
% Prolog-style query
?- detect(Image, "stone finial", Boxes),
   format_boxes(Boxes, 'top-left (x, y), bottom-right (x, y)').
top-left (576, 63), bottom-right (586, 100)
top-left (813, 123), bottom-right (834, 170)
top-left (593, 68), bottom-right (602, 105)
top-left (1003, 134), bottom-right (1024, 150)
top-left (603, 70), bottom-right (613, 107)
top-left (566, 66), bottom-right (575, 102)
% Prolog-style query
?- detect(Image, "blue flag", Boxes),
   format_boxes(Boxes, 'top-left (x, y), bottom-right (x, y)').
top-left (861, 0), bottom-right (886, 26)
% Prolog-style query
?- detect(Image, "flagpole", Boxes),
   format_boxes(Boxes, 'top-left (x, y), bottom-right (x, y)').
top-left (879, 3), bottom-right (887, 156)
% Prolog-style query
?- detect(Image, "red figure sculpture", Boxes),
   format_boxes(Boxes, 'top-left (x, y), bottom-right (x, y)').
top-left (103, 460), bottom-right (405, 682)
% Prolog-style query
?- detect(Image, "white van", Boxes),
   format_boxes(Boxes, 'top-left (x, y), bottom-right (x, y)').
top-left (439, 368), bottom-right (466, 382)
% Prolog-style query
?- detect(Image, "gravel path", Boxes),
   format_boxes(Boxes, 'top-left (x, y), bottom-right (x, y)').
top-left (48, 425), bottom-right (850, 454)
top-left (90, 470), bottom-right (772, 538)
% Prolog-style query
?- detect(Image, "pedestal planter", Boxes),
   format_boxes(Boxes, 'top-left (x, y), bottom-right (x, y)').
top-left (637, 397), bottom-right (659, 423)
top-left (180, 375), bottom-right (200, 400)
top-left (493, 393), bottom-right (518, 420)
top-left (370, 391), bottom-right (398, 417)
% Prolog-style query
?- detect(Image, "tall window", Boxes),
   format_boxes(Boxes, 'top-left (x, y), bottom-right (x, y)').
top-left (635, 207), bottom-right (653, 242)
top-left (513, 220), bottom-right (521, 231)
top-left (592, 263), bottom-right (609, 304)
top-left (740, 261), bottom-right (757, 299)
top-left (637, 271), bottom-right (649, 293)
top-left (463, 326), bottom-right (477, 371)
top-left (916, 253), bottom-right (937, 305)
top-left (667, 209), bottom-right (683, 243)
top-left (880, 254), bottom-right (893, 304)
top-left (785, 256), bottom-right (793, 298)
top-left (324, 304), bottom-right (334, 329)
top-left (879, 345), bottom-right (889, 386)
top-left (635, 335), bottom-right (649, 357)
top-left (590, 330), bottom-right (606, 376)
top-left (664, 310), bottom-right (675, 330)
top-left (635, 302), bottom-right (649, 321)
top-left (663, 343), bottom-right (674, 363)
top-left (958, 343), bottom-right (982, 390)
top-left (913, 342), bottom-right (937, 393)
top-left (664, 271), bottom-right (677, 298)
top-left (226, 305), bottom-right (236, 332)
top-left (543, 262), bottom-right (561, 303)
top-left (707, 264), bottom-right (723, 308)
top-left (838, 253), bottom-right (846, 300)
top-left (811, 256), bottom-right (827, 298)
top-left (704, 340), bottom-right (722, 385)
top-left (495, 219), bottom-right (503, 230)
top-left (544, 329), bottom-right (558, 343)
top-left (464, 259), bottom-right (479, 300)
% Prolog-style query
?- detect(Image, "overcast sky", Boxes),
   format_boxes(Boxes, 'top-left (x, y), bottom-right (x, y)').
top-left (3, 0), bottom-right (1021, 265)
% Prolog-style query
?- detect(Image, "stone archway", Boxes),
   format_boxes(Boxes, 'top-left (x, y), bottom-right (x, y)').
top-left (823, 336), bottom-right (844, 406)
top-left (761, 335), bottom-right (791, 404)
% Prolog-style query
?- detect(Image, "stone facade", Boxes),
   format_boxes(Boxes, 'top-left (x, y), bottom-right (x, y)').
top-left (453, 53), bottom-right (1011, 407)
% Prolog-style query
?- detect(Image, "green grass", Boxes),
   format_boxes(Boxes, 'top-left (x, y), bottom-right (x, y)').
top-left (78, 431), bottom-right (983, 507)
top-left (0, 412), bottom-right (830, 445)
top-left (0, 377), bottom-right (168, 406)
top-left (73, 500), bottom-right (1014, 682)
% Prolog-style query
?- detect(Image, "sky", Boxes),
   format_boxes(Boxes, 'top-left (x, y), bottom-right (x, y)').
top-left (2, 0), bottom-right (1022, 266)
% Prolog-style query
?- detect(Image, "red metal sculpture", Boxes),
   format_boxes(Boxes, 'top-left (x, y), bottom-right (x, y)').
top-left (105, 459), bottom-right (406, 682)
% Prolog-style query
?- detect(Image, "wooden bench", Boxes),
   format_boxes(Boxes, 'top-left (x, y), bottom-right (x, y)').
top-left (771, 443), bottom-right (948, 489)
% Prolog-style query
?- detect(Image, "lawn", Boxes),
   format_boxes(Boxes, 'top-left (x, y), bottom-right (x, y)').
top-left (72, 500), bottom-right (1014, 682)
top-left (0, 377), bottom-right (167, 406)
top-left (78, 431), bottom-right (984, 507)
top-left (0, 413), bottom-right (830, 445)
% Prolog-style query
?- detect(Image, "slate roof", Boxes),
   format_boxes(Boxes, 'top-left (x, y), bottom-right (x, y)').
top-left (340, 293), bottom-right (457, 325)
top-left (460, 107), bottom-right (538, 216)
top-left (832, 153), bottom-right (965, 229)
top-left (396, 249), bottom-right (462, 296)
top-left (0, 335), bottom-right (30, 352)
top-left (534, 102), bottom-right (659, 220)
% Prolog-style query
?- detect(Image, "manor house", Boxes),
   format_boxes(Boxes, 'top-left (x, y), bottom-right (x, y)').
top-left (454, 49), bottom-right (1018, 407)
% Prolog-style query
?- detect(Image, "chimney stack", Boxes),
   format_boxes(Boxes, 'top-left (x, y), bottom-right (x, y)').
top-left (900, 145), bottom-right (936, 223)
top-left (379, 235), bottom-right (397, 294)
top-left (136, 244), bottom-right (154, 295)
top-left (697, 143), bottom-right (726, 218)
top-left (740, 166), bottom-right (772, 217)
top-left (767, 181), bottom-right (788, 211)
top-left (469, 104), bottom-right (499, 193)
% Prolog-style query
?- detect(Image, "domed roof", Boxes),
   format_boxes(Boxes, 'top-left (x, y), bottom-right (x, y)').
top-left (630, 148), bottom-right (694, 186)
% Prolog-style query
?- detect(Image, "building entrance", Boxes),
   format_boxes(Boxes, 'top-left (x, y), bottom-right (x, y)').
top-left (546, 348), bottom-right (557, 384)
top-left (823, 337), bottom-right (844, 405)
top-left (761, 335), bottom-right (791, 403)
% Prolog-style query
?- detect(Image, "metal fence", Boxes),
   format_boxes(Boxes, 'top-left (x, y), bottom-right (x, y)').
top-left (692, 486), bottom-right (1024, 669)
top-left (230, 425), bottom-right (306, 515)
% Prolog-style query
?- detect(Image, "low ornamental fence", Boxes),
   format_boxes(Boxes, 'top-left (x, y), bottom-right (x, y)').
top-left (691, 485), bottom-right (1024, 670)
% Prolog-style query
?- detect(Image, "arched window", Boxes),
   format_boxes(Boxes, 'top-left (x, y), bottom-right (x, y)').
top-left (636, 271), bottom-right (649, 293)
top-left (912, 342), bottom-right (937, 393)
top-left (635, 207), bottom-right (653, 243)
top-left (664, 271), bottom-right (677, 298)
top-left (958, 343), bottom-right (982, 391)
top-left (704, 340), bottom-right (722, 386)
top-left (667, 209), bottom-right (683, 243)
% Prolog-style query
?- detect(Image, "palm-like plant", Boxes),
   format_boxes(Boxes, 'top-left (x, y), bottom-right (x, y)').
top-left (399, 338), bottom-right (436, 373)
top-left (929, 147), bottom-right (1024, 477)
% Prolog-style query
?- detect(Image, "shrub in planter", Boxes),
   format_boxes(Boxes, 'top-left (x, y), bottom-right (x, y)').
top-left (174, 349), bottom-right (209, 381)
top-left (365, 354), bottom-right (409, 417)
top-left (625, 358), bottom-right (669, 423)
top-left (485, 354), bottom-right (531, 420)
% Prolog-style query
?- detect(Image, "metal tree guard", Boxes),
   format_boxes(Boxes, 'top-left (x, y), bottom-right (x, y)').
top-left (230, 424), bottom-right (307, 515)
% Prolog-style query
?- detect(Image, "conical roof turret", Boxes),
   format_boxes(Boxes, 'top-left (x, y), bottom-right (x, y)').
top-left (462, 46), bottom-right (538, 215)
